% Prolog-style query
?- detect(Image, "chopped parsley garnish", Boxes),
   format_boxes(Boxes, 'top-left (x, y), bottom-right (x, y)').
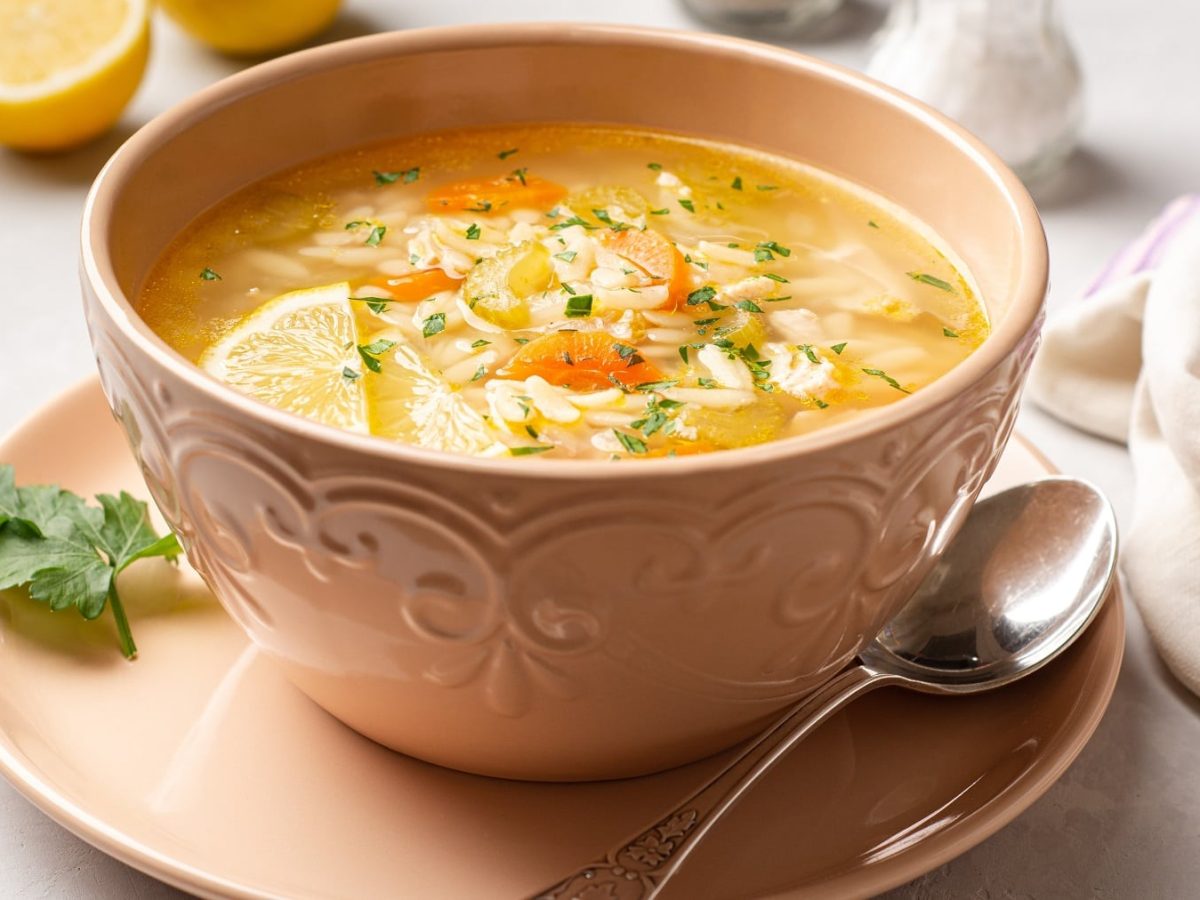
top-left (470, 339), bottom-right (491, 348)
top-left (697, 377), bottom-right (717, 388)
top-left (464, 223), bottom-right (481, 240)
top-left (631, 396), bottom-right (683, 437)
top-left (613, 430), bottom-right (648, 454)
top-left (511, 167), bottom-right (528, 185)
top-left (374, 167), bottom-right (420, 185)
top-left (614, 342), bottom-right (638, 359)
top-left (525, 424), bottom-right (539, 439)
top-left (346, 221), bottom-right (386, 246)
top-left (465, 200), bottom-right (493, 212)
top-left (762, 273), bottom-right (789, 283)
top-left (497, 148), bottom-right (519, 160)
top-left (470, 364), bottom-right (488, 382)
top-left (908, 272), bottom-right (955, 292)
top-left (357, 338), bottom-right (397, 373)
top-left (679, 346), bottom-right (689, 364)
top-left (513, 337), bottom-right (530, 345)
top-left (943, 327), bottom-right (959, 338)
top-left (353, 296), bottom-right (392, 315)
top-left (799, 344), bottom-right (821, 365)
top-left (731, 176), bottom-right (743, 190)
top-left (693, 317), bottom-right (720, 327)
top-left (199, 267), bottom-right (221, 281)
top-left (342, 366), bottom-right (361, 382)
top-left (863, 367), bottom-right (911, 393)
top-left (815, 399), bottom-right (830, 409)
top-left (831, 342), bottom-right (847, 354)
top-left (592, 208), bottom-right (614, 225)
top-left (564, 294), bottom-right (594, 318)
top-left (511, 446), bottom-right (553, 456)
top-left (550, 215), bottom-right (597, 231)
top-left (561, 282), bottom-right (576, 295)
top-left (678, 199), bottom-right (695, 213)
top-left (649, 208), bottom-right (670, 215)
top-left (756, 184), bottom-right (779, 191)
top-left (734, 300), bottom-right (763, 313)
top-left (634, 379), bottom-right (678, 393)
top-left (561, 351), bottom-right (574, 366)
top-left (868, 220), bottom-right (879, 229)
top-left (687, 286), bottom-right (717, 307)
top-left (754, 240), bottom-right (792, 262)
top-left (422, 313), bottom-right (446, 337)
top-left (647, 162), bottom-right (663, 171)
top-left (554, 250), bottom-right (578, 263)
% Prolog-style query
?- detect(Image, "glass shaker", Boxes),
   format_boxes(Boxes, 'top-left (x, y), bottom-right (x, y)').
top-left (867, 0), bottom-right (1083, 184)
top-left (680, 0), bottom-right (844, 39)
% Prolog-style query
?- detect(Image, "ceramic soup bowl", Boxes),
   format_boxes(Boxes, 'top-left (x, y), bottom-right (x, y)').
top-left (80, 24), bottom-right (1046, 781)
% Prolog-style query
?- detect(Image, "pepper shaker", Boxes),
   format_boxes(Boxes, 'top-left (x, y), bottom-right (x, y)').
top-left (867, 0), bottom-right (1083, 184)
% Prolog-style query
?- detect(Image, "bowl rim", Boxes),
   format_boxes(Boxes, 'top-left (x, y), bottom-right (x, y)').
top-left (80, 21), bottom-right (1048, 481)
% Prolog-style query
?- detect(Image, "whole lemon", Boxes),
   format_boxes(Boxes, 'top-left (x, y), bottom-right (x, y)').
top-left (160, 0), bottom-right (342, 56)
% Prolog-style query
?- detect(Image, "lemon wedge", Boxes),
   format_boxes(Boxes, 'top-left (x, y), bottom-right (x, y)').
top-left (364, 340), bottom-right (501, 456)
top-left (159, 0), bottom-right (341, 56)
top-left (201, 283), bottom-right (367, 433)
top-left (0, 0), bottom-right (150, 152)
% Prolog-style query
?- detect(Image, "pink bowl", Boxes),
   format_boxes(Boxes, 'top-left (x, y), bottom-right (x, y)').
top-left (80, 23), bottom-right (1046, 781)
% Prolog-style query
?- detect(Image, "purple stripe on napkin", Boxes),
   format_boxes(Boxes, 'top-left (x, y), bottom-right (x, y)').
top-left (1085, 194), bottom-right (1200, 296)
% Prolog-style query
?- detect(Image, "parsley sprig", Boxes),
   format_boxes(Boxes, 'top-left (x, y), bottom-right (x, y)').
top-left (0, 466), bottom-right (181, 659)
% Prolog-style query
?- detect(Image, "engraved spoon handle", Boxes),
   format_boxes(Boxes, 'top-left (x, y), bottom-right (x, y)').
top-left (532, 665), bottom-right (892, 900)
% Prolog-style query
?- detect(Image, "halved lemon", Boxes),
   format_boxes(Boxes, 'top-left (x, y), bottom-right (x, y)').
top-left (0, 0), bottom-right (150, 152)
top-left (364, 340), bottom-right (501, 456)
top-left (201, 283), bottom-right (367, 433)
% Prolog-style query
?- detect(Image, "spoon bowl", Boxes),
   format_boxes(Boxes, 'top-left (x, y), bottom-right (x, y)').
top-left (539, 477), bottom-right (1118, 900)
top-left (861, 477), bottom-right (1117, 690)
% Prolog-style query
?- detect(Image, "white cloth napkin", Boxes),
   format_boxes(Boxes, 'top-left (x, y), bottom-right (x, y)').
top-left (1029, 195), bottom-right (1200, 696)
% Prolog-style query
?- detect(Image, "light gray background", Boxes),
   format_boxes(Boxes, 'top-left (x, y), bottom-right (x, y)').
top-left (1, 1), bottom-right (1197, 897)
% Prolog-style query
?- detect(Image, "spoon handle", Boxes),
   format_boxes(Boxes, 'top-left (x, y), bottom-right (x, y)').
top-left (532, 665), bottom-right (889, 900)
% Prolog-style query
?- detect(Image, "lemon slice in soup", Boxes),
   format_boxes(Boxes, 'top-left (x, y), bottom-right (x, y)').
top-left (200, 282), bottom-right (366, 432)
top-left (362, 341), bottom-right (501, 456)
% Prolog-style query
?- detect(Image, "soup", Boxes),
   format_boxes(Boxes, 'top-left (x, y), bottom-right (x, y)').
top-left (137, 124), bottom-right (987, 460)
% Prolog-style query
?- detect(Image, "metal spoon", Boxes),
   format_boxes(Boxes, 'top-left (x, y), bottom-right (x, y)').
top-left (536, 477), bottom-right (1117, 900)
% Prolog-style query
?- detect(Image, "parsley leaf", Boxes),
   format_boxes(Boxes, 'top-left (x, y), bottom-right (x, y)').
top-left (550, 215), bottom-right (597, 232)
top-left (943, 327), bottom-right (959, 338)
top-left (678, 199), bottom-right (695, 213)
top-left (647, 162), bottom-right (663, 171)
top-left (357, 338), bottom-right (397, 373)
top-left (353, 296), bottom-right (392, 315)
top-left (731, 176), bottom-right (743, 190)
top-left (799, 343), bottom-right (821, 364)
top-left (374, 168), bottom-right (418, 185)
top-left (498, 148), bottom-right (519, 160)
top-left (470, 339), bottom-right (492, 348)
top-left (0, 467), bottom-right (180, 659)
top-left (754, 240), bottom-right (792, 262)
top-left (465, 223), bottom-right (481, 241)
top-left (734, 300), bottom-right (763, 313)
top-left (199, 267), bottom-right (221, 281)
top-left (649, 208), bottom-right (670, 216)
top-left (422, 313), bottom-right (447, 337)
top-left (908, 272), bottom-right (955, 292)
top-left (687, 286), bottom-right (717, 307)
top-left (564, 294), bottom-right (593, 318)
top-left (831, 342), bottom-right (847, 355)
top-left (613, 430), bottom-right (648, 454)
top-left (862, 367), bottom-right (911, 393)
top-left (511, 167), bottom-right (528, 186)
top-left (511, 445), bottom-right (553, 456)
top-left (342, 366), bottom-right (361, 382)
top-left (554, 250), bottom-right (578, 263)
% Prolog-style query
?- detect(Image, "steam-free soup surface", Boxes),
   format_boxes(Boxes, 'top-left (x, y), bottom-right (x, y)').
top-left (139, 125), bottom-right (987, 460)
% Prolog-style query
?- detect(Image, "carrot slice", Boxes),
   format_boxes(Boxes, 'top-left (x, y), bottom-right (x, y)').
top-left (425, 173), bottom-right (567, 214)
top-left (604, 229), bottom-right (691, 310)
top-left (643, 440), bottom-right (717, 458)
top-left (359, 268), bottom-right (462, 302)
top-left (500, 331), bottom-right (665, 391)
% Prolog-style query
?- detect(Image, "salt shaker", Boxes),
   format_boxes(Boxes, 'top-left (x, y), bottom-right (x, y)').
top-left (679, 0), bottom-right (844, 38)
top-left (867, 0), bottom-right (1083, 184)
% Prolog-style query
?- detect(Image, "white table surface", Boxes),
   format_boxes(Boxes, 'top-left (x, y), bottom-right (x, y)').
top-left (2, 0), bottom-right (1198, 896)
